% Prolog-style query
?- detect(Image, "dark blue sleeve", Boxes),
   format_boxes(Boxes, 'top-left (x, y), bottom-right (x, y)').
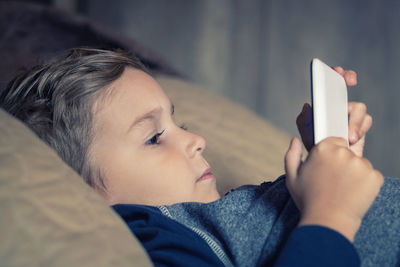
top-left (274, 225), bottom-right (360, 267)
top-left (112, 204), bottom-right (224, 267)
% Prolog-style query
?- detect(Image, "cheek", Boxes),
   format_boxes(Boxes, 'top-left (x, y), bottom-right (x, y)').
top-left (94, 141), bottom-right (140, 189)
top-left (134, 147), bottom-right (189, 180)
top-left (103, 145), bottom-right (192, 201)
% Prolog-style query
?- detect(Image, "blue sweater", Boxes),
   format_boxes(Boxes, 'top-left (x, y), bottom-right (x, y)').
top-left (113, 204), bottom-right (359, 267)
top-left (113, 175), bottom-right (362, 266)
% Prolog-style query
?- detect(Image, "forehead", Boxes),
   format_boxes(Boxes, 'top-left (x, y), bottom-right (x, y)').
top-left (94, 68), bottom-right (170, 117)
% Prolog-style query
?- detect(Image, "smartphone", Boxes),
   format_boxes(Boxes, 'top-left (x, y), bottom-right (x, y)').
top-left (310, 58), bottom-right (348, 145)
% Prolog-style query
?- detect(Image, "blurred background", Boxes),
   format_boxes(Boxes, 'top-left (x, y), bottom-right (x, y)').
top-left (3, 0), bottom-right (400, 177)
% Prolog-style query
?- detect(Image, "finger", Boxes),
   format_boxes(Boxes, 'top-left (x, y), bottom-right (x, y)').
top-left (349, 135), bottom-right (365, 157)
top-left (296, 103), bottom-right (313, 151)
top-left (372, 169), bottom-right (384, 189)
top-left (348, 102), bottom-right (367, 144)
top-left (343, 70), bottom-right (357, 86)
top-left (332, 66), bottom-right (345, 75)
top-left (332, 66), bottom-right (357, 86)
top-left (284, 138), bottom-right (303, 181)
top-left (296, 103), bottom-right (312, 127)
top-left (358, 114), bottom-right (373, 138)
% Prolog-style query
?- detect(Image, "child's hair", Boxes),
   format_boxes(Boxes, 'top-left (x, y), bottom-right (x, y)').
top-left (0, 47), bottom-right (147, 191)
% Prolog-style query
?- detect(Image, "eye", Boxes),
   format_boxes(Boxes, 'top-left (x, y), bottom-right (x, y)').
top-left (180, 124), bottom-right (188, 131)
top-left (146, 130), bottom-right (165, 145)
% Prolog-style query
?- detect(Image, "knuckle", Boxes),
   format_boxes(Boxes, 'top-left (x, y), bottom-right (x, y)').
top-left (373, 170), bottom-right (384, 186)
top-left (348, 155), bottom-right (362, 167)
top-left (366, 169), bottom-right (384, 189)
top-left (361, 158), bottom-right (373, 169)
top-left (356, 102), bottom-right (367, 113)
top-left (348, 70), bottom-right (357, 78)
top-left (336, 146), bottom-right (349, 157)
top-left (314, 140), bottom-right (329, 153)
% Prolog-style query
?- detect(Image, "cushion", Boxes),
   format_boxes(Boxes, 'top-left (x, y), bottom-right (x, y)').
top-left (158, 76), bottom-right (291, 194)
top-left (0, 109), bottom-right (152, 267)
top-left (0, 1), bottom-right (179, 91)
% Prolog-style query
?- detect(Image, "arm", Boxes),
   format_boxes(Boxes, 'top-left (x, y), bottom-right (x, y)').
top-left (274, 225), bottom-right (360, 267)
top-left (290, 67), bottom-right (383, 241)
top-left (285, 136), bottom-right (383, 241)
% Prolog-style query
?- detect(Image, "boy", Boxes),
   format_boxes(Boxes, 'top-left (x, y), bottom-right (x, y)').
top-left (1, 48), bottom-right (394, 266)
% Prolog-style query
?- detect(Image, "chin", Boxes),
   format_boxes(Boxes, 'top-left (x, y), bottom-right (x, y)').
top-left (202, 192), bottom-right (221, 203)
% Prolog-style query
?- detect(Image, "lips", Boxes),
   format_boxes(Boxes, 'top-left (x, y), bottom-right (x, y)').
top-left (196, 168), bottom-right (215, 182)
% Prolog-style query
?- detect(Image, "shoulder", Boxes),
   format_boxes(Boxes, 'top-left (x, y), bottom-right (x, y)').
top-left (112, 204), bottom-right (225, 267)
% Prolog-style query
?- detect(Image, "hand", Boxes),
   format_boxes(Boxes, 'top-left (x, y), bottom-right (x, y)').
top-left (284, 137), bottom-right (383, 241)
top-left (296, 67), bottom-right (372, 157)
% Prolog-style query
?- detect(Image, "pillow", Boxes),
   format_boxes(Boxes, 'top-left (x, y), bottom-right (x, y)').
top-left (0, 1), bottom-right (178, 91)
top-left (158, 76), bottom-right (292, 194)
top-left (0, 109), bottom-right (152, 267)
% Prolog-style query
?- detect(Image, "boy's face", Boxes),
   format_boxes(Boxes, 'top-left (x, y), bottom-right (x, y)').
top-left (91, 68), bottom-right (220, 205)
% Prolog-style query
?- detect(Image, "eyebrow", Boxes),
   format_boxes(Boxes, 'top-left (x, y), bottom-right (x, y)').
top-left (127, 103), bottom-right (175, 133)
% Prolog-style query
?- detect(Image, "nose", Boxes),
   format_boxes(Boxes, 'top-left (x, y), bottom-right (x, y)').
top-left (185, 131), bottom-right (206, 158)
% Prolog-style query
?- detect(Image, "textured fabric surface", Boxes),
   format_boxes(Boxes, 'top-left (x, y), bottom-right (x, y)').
top-left (159, 177), bottom-right (299, 267)
top-left (0, 109), bottom-right (152, 267)
top-left (158, 76), bottom-right (291, 194)
top-left (161, 176), bottom-right (400, 267)
top-left (0, 1), bottom-right (179, 92)
top-left (115, 203), bottom-right (360, 267)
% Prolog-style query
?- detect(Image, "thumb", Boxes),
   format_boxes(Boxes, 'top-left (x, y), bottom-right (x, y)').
top-left (284, 138), bottom-right (303, 181)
